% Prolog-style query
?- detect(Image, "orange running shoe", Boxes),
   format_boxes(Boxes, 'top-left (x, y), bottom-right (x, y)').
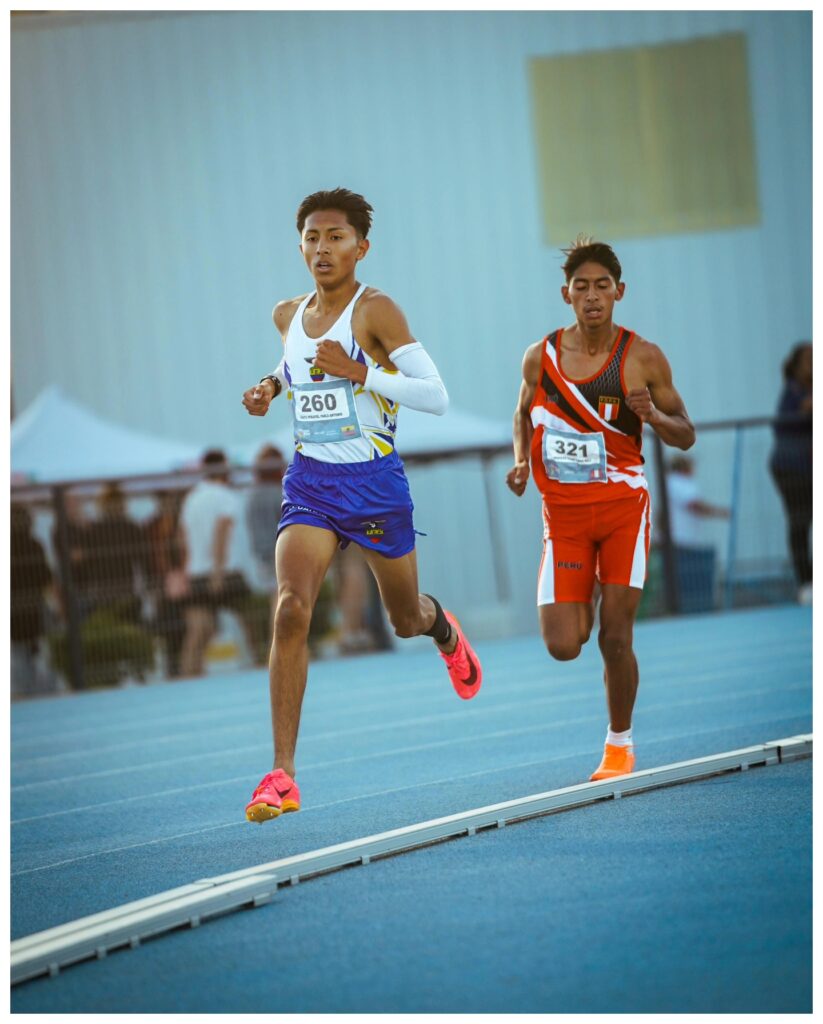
top-left (438, 611), bottom-right (482, 700)
top-left (245, 769), bottom-right (301, 823)
top-left (590, 743), bottom-right (635, 781)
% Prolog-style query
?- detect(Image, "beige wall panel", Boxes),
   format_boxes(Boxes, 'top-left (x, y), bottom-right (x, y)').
top-left (530, 33), bottom-right (759, 243)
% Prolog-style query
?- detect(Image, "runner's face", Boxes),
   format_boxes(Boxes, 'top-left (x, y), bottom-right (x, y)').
top-left (300, 210), bottom-right (368, 286)
top-left (562, 260), bottom-right (624, 328)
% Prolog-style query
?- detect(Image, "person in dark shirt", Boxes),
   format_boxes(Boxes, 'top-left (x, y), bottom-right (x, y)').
top-left (769, 341), bottom-right (812, 602)
top-left (144, 489), bottom-right (187, 677)
top-left (11, 504), bottom-right (52, 649)
top-left (51, 493), bottom-right (94, 617)
top-left (246, 444), bottom-right (286, 596)
top-left (11, 503), bottom-right (55, 695)
top-left (85, 482), bottom-right (149, 622)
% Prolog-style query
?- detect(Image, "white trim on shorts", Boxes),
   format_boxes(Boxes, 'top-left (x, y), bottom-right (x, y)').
top-left (537, 535), bottom-right (555, 606)
top-left (628, 494), bottom-right (650, 589)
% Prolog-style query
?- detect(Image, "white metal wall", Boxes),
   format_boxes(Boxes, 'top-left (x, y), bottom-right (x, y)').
top-left (11, 11), bottom-right (812, 632)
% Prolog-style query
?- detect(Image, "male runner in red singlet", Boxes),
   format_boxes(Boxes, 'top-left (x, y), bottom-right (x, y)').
top-left (506, 236), bottom-right (694, 781)
top-left (240, 188), bottom-right (482, 822)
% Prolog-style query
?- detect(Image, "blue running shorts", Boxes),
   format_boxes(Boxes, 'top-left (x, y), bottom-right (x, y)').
top-left (278, 450), bottom-right (417, 559)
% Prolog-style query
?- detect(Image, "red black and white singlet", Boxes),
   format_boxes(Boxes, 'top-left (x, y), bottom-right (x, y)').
top-left (529, 326), bottom-right (647, 505)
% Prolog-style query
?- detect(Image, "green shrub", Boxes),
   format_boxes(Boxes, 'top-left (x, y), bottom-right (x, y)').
top-left (48, 605), bottom-right (156, 689)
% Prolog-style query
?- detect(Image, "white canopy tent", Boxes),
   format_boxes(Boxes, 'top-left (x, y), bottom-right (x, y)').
top-left (11, 386), bottom-right (202, 485)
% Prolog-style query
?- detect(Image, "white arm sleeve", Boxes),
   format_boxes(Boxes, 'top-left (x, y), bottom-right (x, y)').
top-left (272, 357), bottom-right (287, 389)
top-left (364, 342), bottom-right (449, 415)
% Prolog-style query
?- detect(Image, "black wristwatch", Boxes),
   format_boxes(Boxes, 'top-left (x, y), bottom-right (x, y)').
top-left (259, 375), bottom-right (282, 398)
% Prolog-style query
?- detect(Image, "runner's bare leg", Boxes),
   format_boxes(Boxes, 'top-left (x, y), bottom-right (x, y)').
top-left (270, 524), bottom-right (339, 777)
top-left (363, 546), bottom-right (458, 654)
top-left (597, 584), bottom-right (643, 732)
top-left (538, 601), bottom-right (594, 661)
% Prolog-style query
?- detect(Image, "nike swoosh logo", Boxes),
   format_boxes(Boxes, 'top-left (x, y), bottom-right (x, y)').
top-left (457, 656), bottom-right (478, 688)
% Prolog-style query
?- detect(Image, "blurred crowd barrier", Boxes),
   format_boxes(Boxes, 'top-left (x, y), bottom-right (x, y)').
top-left (10, 458), bottom-right (389, 698)
top-left (639, 416), bottom-right (811, 619)
top-left (10, 417), bottom-right (809, 697)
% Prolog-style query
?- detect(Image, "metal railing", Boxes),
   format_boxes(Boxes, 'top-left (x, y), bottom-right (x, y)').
top-left (10, 415), bottom-right (809, 694)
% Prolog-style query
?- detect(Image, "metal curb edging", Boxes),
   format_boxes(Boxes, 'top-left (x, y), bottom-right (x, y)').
top-left (11, 734), bottom-right (812, 986)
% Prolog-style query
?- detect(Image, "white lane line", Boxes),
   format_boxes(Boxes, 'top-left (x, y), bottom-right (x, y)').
top-left (11, 724), bottom-right (811, 880)
top-left (12, 682), bottom-right (815, 827)
top-left (11, 822), bottom-right (245, 877)
top-left (10, 629), bottom-right (811, 747)
top-left (255, 719), bottom-right (776, 816)
top-left (10, 640), bottom-right (807, 762)
top-left (10, 683), bottom-right (811, 848)
top-left (11, 776), bottom-right (255, 824)
top-left (10, 710), bottom-right (614, 814)
top-left (14, 757), bottom-right (582, 869)
top-left (10, 641), bottom-right (811, 764)
top-left (9, 682), bottom-right (607, 785)
top-left (10, 666), bottom-right (812, 792)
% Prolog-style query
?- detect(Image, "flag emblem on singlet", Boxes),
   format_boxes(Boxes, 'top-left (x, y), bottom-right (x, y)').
top-left (599, 396), bottom-right (620, 421)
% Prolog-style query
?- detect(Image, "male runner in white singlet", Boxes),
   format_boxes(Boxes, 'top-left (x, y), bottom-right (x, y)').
top-left (241, 188), bottom-right (482, 822)
top-left (507, 236), bottom-right (694, 781)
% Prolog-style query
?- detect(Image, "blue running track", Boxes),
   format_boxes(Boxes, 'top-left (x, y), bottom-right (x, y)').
top-left (10, 605), bottom-right (812, 1013)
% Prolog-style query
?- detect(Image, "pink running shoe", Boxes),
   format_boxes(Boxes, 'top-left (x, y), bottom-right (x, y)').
top-left (245, 768), bottom-right (301, 823)
top-left (438, 611), bottom-right (482, 700)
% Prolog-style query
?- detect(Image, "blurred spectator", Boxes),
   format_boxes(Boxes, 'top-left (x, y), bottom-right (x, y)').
top-left (769, 341), bottom-right (812, 604)
top-left (145, 490), bottom-right (188, 678)
top-left (51, 492), bottom-right (94, 617)
top-left (335, 544), bottom-right (376, 654)
top-left (179, 449), bottom-right (252, 677)
top-left (246, 443), bottom-right (286, 596)
top-left (11, 503), bottom-right (57, 696)
top-left (664, 455), bottom-right (730, 613)
top-left (332, 546), bottom-right (392, 655)
top-left (666, 455), bottom-right (731, 547)
top-left (84, 482), bottom-right (149, 623)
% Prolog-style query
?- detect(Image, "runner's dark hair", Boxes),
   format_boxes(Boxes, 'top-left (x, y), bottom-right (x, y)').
top-left (561, 233), bottom-right (622, 283)
top-left (296, 188), bottom-right (374, 239)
